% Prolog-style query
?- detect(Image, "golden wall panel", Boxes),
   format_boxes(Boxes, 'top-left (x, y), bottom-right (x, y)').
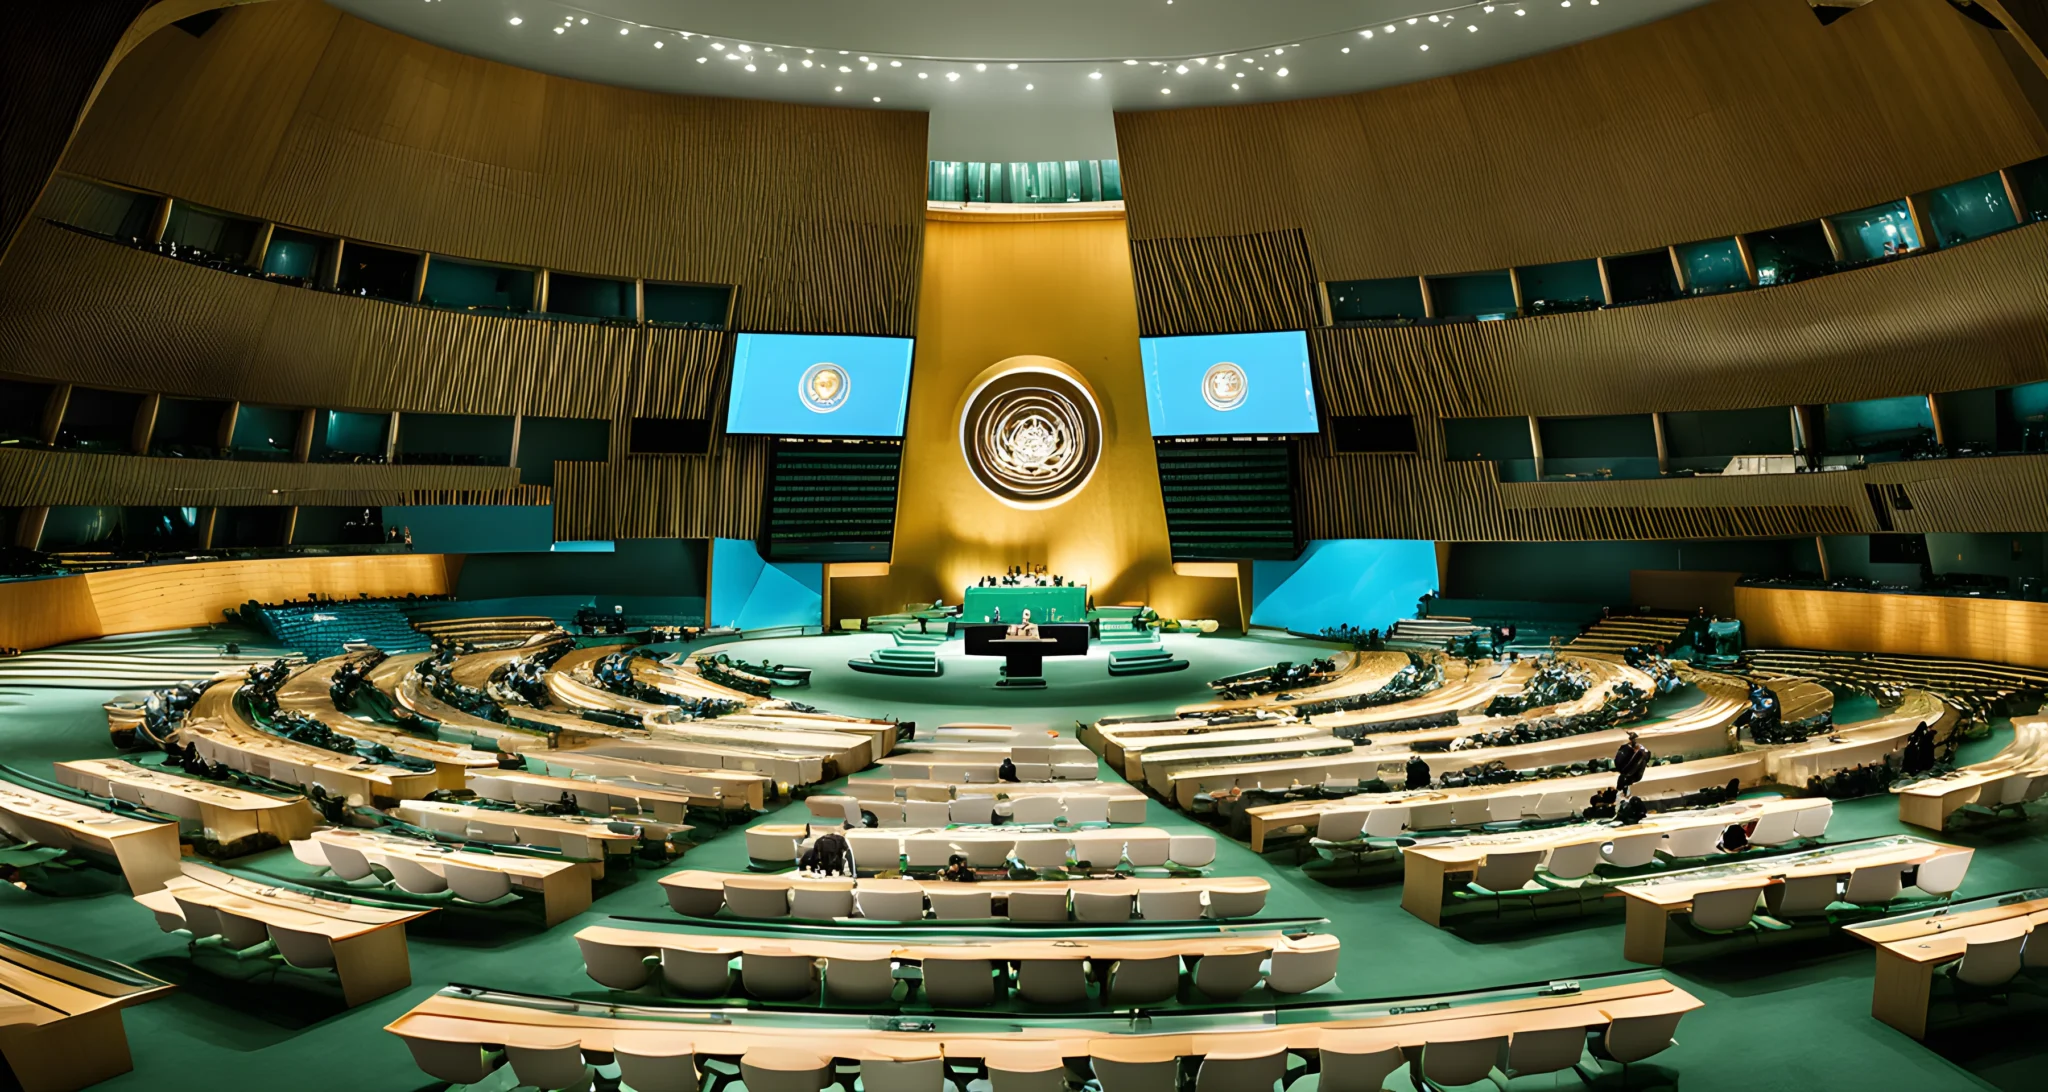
top-left (0, 552), bottom-right (453, 651)
top-left (1735, 584), bottom-right (2048, 668)
top-left (60, 0), bottom-right (928, 335)
top-left (0, 447), bottom-right (538, 508)
top-left (1117, 0), bottom-right (2048, 285)
top-left (830, 211), bottom-right (1240, 626)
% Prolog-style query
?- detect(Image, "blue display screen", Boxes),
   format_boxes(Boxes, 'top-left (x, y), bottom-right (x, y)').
top-left (1139, 330), bottom-right (1319, 437)
top-left (725, 333), bottom-right (915, 437)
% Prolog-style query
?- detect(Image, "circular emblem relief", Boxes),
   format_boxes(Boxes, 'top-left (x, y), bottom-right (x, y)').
top-left (960, 369), bottom-right (1103, 509)
top-left (798, 362), bottom-right (851, 413)
top-left (1202, 361), bottom-right (1248, 411)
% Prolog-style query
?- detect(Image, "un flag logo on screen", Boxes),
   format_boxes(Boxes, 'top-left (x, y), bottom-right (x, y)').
top-left (798, 362), bottom-right (851, 413)
top-left (1202, 361), bottom-right (1248, 412)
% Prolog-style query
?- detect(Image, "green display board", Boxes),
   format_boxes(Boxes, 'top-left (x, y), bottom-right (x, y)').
top-left (961, 585), bottom-right (1087, 624)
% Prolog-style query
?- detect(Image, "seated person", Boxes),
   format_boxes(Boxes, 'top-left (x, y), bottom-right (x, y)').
top-left (1006, 608), bottom-right (1040, 639)
top-left (939, 854), bottom-right (978, 882)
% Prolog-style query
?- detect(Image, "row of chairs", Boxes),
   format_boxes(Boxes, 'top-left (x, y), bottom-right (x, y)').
top-left (405, 1015), bottom-right (1684, 1092)
top-left (288, 838), bottom-right (513, 903)
top-left (777, 827), bottom-right (1216, 875)
top-left (668, 878), bottom-right (1267, 922)
top-left (1944, 921), bottom-right (2048, 987)
top-left (1321, 796), bottom-right (1831, 846)
top-left (577, 942), bottom-right (1337, 1006)
top-left (881, 760), bottom-right (1099, 783)
top-left (1453, 813), bottom-right (1838, 898)
top-left (808, 794), bottom-right (1120, 827)
top-left (1686, 856), bottom-right (1973, 932)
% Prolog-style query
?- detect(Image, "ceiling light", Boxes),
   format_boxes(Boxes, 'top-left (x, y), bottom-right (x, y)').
top-left (1232, 83), bottom-right (1240, 90)
top-left (1123, 59), bottom-right (1139, 65)
top-left (737, 44), bottom-right (751, 52)
top-left (1025, 83), bottom-right (1034, 90)
top-left (1561, 1), bottom-right (1570, 5)
top-left (619, 26), bottom-right (628, 35)
top-left (1342, 47), bottom-right (1350, 53)
top-left (859, 56), bottom-right (869, 62)
top-left (552, 26), bottom-right (563, 34)
top-left (974, 63), bottom-right (986, 71)
top-left (1407, 17), bottom-right (1418, 24)
top-left (873, 96), bottom-right (881, 102)
top-left (945, 71), bottom-right (959, 80)
top-left (1363, 31), bottom-right (1373, 39)
top-left (508, 17), bottom-right (522, 26)
top-left (696, 56), bottom-right (706, 63)
top-left (1235, 71), bottom-right (1245, 76)
top-left (653, 41), bottom-right (662, 48)
top-left (834, 85), bottom-right (842, 91)
top-left (1516, 8), bottom-right (1525, 13)
top-left (866, 62), bottom-right (878, 70)
top-left (1484, 4), bottom-right (1495, 9)
top-left (839, 65), bottom-right (851, 72)
top-left (918, 72), bottom-right (928, 78)
top-left (1420, 44), bottom-right (1429, 51)
top-left (1275, 47), bottom-right (1285, 54)
top-left (1429, 15), bottom-right (1439, 22)
top-left (1089, 71), bottom-right (1102, 79)
top-left (711, 43), bottom-right (723, 50)
top-left (777, 63), bottom-right (787, 71)
top-left (1176, 65), bottom-right (1188, 74)
top-left (1468, 24), bottom-right (1477, 31)
top-left (1386, 24), bottom-right (1396, 31)
top-left (802, 59), bottom-right (812, 67)
top-left (744, 63), bottom-right (755, 71)
top-left (578, 17), bottom-right (587, 24)
top-left (890, 60), bottom-right (902, 67)
top-left (1277, 67), bottom-right (1288, 76)
top-left (1007, 63), bottom-right (1018, 69)
top-left (1161, 88), bottom-right (1170, 94)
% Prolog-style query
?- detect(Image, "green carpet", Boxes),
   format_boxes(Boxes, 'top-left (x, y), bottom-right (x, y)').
top-left (2, 627), bottom-right (2042, 1090)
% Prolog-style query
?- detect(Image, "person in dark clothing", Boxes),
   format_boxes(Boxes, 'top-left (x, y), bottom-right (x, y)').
top-left (1405, 754), bottom-right (1432, 791)
top-left (1901, 722), bottom-right (1937, 776)
top-left (799, 826), bottom-right (855, 878)
top-left (939, 854), bottom-right (978, 882)
top-left (1615, 793), bottom-right (1650, 825)
top-left (999, 757), bottom-right (1021, 783)
top-left (1614, 732), bottom-right (1653, 794)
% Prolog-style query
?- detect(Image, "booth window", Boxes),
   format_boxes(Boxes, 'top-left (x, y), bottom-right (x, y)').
top-left (548, 273), bottom-right (636, 322)
top-left (1329, 277), bottom-right (1425, 323)
top-left (1329, 415), bottom-right (1419, 454)
top-left (1513, 259), bottom-right (1603, 314)
top-left (630, 417), bottom-right (712, 455)
top-left (423, 256), bottom-right (536, 315)
top-left (1425, 272), bottom-right (1515, 320)
top-left (338, 243), bottom-right (420, 303)
top-left (644, 282), bottom-right (731, 329)
top-left (1925, 172), bottom-right (2018, 247)
top-left (261, 228), bottom-right (335, 285)
top-left (38, 175), bottom-right (156, 242)
top-left (1747, 222), bottom-right (1832, 286)
top-left (1827, 200), bottom-right (1919, 262)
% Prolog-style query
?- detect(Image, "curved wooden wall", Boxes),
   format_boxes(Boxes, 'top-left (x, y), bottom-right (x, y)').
top-left (0, 447), bottom-right (539, 509)
top-left (1116, 0), bottom-right (2048, 308)
top-left (58, 0), bottom-right (928, 336)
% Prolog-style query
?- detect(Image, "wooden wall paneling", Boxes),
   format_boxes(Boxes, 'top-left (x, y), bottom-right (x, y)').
top-left (61, 0), bottom-right (930, 336)
top-left (81, 553), bottom-right (454, 639)
top-left (0, 446), bottom-right (541, 509)
top-left (0, 571), bottom-right (105, 652)
top-left (1129, 229), bottom-right (1319, 335)
top-left (1735, 583), bottom-right (2048, 669)
top-left (1115, 0), bottom-right (2048, 285)
top-left (550, 436), bottom-right (768, 542)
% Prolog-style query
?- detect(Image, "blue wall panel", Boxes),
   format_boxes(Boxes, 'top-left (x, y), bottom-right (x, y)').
top-left (1249, 539), bottom-right (1438, 634)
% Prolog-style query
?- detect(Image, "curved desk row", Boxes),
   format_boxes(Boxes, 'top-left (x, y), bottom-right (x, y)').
top-left (0, 930), bottom-right (173, 1092)
top-left (658, 871), bottom-right (1272, 922)
top-left (743, 824), bottom-right (1215, 873)
top-left (295, 828), bottom-right (595, 927)
top-left (1894, 714), bottom-right (2048, 831)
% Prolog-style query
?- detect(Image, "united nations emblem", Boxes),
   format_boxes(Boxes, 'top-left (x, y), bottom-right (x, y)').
top-left (798, 362), bottom-right (850, 413)
top-left (1202, 361), bottom-right (1248, 411)
top-left (961, 368), bottom-right (1102, 509)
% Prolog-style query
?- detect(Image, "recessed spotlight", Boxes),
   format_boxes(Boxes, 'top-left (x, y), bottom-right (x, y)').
top-left (711, 43), bottom-right (723, 50)
top-left (802, 59), bottom-right (812, 68)
top-left (696, 56), bottom-right (706, 63)
top-left (1516, 8), bottom-right (1525, 13)
top-left (1277, 67), bottom-right (1288, 76)
top-left (1407, 17), bottom-right (1418, 24)
top-left (873, 96), bottom-right (881, 102)
top-left (1235, 71), bottom-right (1245, 77)
top-left (918, 72), bottom-right (928, 79)
top-left (777, 63), bottom-right (787, 71)
top-left (1231, 83), bottom-right (1240, 90)
top-left (744, 63), bottom-right (755, 71)
top-left (653, 41), bottom-right (662, 48)
top-left (1161, 88), bottom-right (1171, 94)
top-left (1089, 71), bottom-right (1102, 79)
top-left (1342, 46), bottom-right (1350, 53)
top-left (834, 85), bottom-right (842, 91)
top-left (619, 26), bottom-right (628, 35)
top-left (1275, 47), bottom-right (1285, 54)
top-left (859, 56), bottom-right (869, 62)
top-left (1123, 59), bottom-right (1139, 65)
top-left (578, 17), bottom-right (587, 24)
top-left (1561, 0), bottom-right (1570, 6)
top-left (508, 16), bottom-right (522, 26)
top-left (890, 60), bottom-right (902, 67)
top-left (1429, 15), bottom-right (1439, 22)
top-left (1386, 24), bottom-right (1397, 31)
top-left (945, 71), bottom-right (959, 80)
top-left (839, 65), bottom-right (850, 72)
top-left (1176, 65), bottom-right (1188, 74)
top-left (1025, 83), bottom-right (1034, 90)
top-left (1363, 31), bottom-right (1373, 39)
top-left (976, 63), bottom-right (986, 71)
top-left (552, 26), bottom-right (563, 34)
top-left (1469, 24), bottom-right (1478, 31)
top-left (1420, 44), bottom-right (1429, 51)
top-left (866, 62), bottom-right (877, 70)
top-left (1007, 63), bottom-right (1018, 69)
top-left (737, 44), bottom-right (751, 52)
top-left (1484, 3), bottom-right (1495, 9)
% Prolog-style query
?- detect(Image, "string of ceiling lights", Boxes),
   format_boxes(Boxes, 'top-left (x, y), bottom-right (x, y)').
top-left (500, 0), bottom-right (1607, 102)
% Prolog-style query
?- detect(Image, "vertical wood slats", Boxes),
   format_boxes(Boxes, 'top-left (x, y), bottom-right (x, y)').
top-left (59, 0), bottom-right (929, 336)
top-left (0, 446), bottom-right (542, 508)
top-left (1114, 0), bottom-right (2048, 284)
top-left (1130, 229), bottom-right (1318, 336)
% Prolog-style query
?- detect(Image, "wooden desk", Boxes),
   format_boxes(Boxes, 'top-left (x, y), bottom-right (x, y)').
top-left (1765, 690), bottom-right (1958, 791)
top-left (394, 799), bottom-right (638, 869)
top-left (468, 770), bottom-right (703, 827)
top-left (1172, 651), bottom-right (1414, 717)
top-left (659, 870), bottom-right (1270, 920)
top-left (134, 863), bottom-right (429, 1007)
top-left (0, 779), bottom-right (182, 895)
top-left (1894, 715), bottom-right (2048, 831)
top-left (842, 779), bottom-right (1148, 823)
top-left (528, 751), bottom-right (770, 811)
top-left (1104, 724), bottom-right (1327, 780)
top-left (280, 656), bottom-right (499, 790)
top-left (384, 977), bottom-right (1699, 1074)
top-left (0, 931), bottom-right (173, 1092)
top-left (575, 923), bottom-right (1336, 972)
top-left (54, 758), bottom-right (317, 850)
top-left (1137, 735), bottom-right (1358, 788)
top-left (560, 735), bottom-right (825, 789)
top-left (1400, 797), bottom-right (1832, 926)
top-left (309, 828), bottom-right (594, 927)
top-left (1845, 889), bottom-right (2048, 1038)
top-left (742, 823), bottom-right (1194, 870)
top-left (179, 686), bottom-right (441, 803)
top-left (1618, 837), bottom-right (1972, 965)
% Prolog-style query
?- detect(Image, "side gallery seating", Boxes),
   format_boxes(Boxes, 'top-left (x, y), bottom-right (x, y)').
top-left (1618, 837), bottom-right (1973, 965)
top-left (133, 862), bottom-right (430, 1007)
top-left (658, 871), bottom-right (1272, 922)
top-left (388, 978), bottom-right (1702, 1092)
top-left (572, 926), bottom-right (1340, 1004)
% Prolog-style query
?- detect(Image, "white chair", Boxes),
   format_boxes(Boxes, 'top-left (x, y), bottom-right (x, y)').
top-left (1600, 832), bottom-right (1661, 869)
top-left (320, 842), bottom-right (377, 882)
top-left (1266, 944), bottom-right (1339, 994)
top-left (1016, 959), bottom-right (1088, 1004)
top-left (1543, 840), bottom-right (1603, 881)
top-left (1074, 888), bottom-right (1133, 923)
top-left (791, 885), bottom-right (855, 920)
top-left (399, 1034), bottom-right (498, 1085)
top-left (1105, 956), bottom-right (1180, 1005)
top-left (215, 911), bottom-right (270, 950)
top-left (1207, 885), bottom-right (1266, 918)
top-left (921, 957), bottom-right (997, 1006)
top-left (1407, 801), bottom-right (1456, 830)
top-left (1318, 810), bottom-right (1369, 843)
top-left (1014, 762), bottom-right (1053, 782)
top-left (1317, 1044), bottom-right (1403, 1092)
top-left (741, 1048), bottom-right (832, 1092)
top-left (1064, 796), bottom-right (1110, 825)
top-left (1007, 887), bottom-right (1070, 922)
top-left (1092, 1056), bottom-right (1179, 1092)
top-left (871, 803), bottom-right (910, 828)
top-left (506, 1043), bottom-right (592, 1092)
top-left (288, 840), bottom-right (332, 871)
top-left (659, 946), bottom-right (736, 997)
top-left (1792, 801), bottom-right (1833, 839)
top-left (1451, 798), bottom-right (1493, 828)
top-left (1596, 1012), bottom-right (1684, 1066)
top-left (469, 819), bottom-right (524, 845)
top-left (1416, 1036), bottom-right (1506, 1089)
top-left (1487, 795), bottom-right (1528, 823)
top-left (1011, 796), bottom-right (1062, 824)
top-left (1191, 951), bottom-right (1264, 999)
top-left (1070, 833), bottom-right (1127, 872)
top-left (1660, 824), bottom-right (1723, 860)
top-left (1137, 888), bottom-right (1204, 921)
top-left (857, 883), bottom-right (927, 922)
top-left (2025, 927), bottom-right (2048, 968)
top-left (614, 1036), bottom-right (698, 1092)
top-left (741, 952), bottom-right (818, 1001)
top-left (1194, 1049), bottom-right (1285, 1092)
top-left (952, 795), bottom-right (997, 825)
top-left (1529, 793), bottom-right (1575, 820)
top-left (1016, 837), bottom-right (1072, 872)
top-left (965, 835), bottom-right (1015, 869)
top-left (1125, 833), bottom-right (1172, 868)
top-left (1747, 809), bottom-right (1800, 847)
top-left (1952, 925), bottom-right (2029, 987)
top-left (860, 1056), bottom-right (945, 1092)
top-left (905, 800), bottom-right (954, 828)
top-left (1168, 835), bottom-right (1216, 869)
top-left (1843, 865), bottom-right (1904, 907)
top-left (1472, 850), bottom-right (1543, 894)
top-left (1053, 761), bottom-right (1097, 780)
top-left (268, 924), bottom-right (336, 969)
top-left (806, 797), bottom-right (860, 824)
top-left (663, 880), bottom-right (723, 918)
top-left (1764, 873), bottom-right (1839, 918)
top-left (579, 936), bottom-right (652, 989)
top-left (846, 781), bottom-right (898, 802)
top-left (443, 861), bottom-right (513, 904)
top-left (989, 1058), bottom-right (1067, 1092)
top-left (1912, 852), bottom-right (1971, 898)
top-left (384, 856), bottom-right (449, 895)
top-left (1363, 808), bottom-right (1408, 840)
top-left (723, 881), bottom-right (790, 919)
top-left (1501, 1026), bottom-right (1591, 1080)
top-left (1987, 771), bottom-right (2034, 810)
top-left (928, 887), bottom-right (994, 919)
top-left (1689, 886), bottom-right (1760, 932)
top-left (905, 834), bottom-right (956, 871)
top-left (826, 957), bottom-right (899, 1004)
top-left (847, 829), bottom-right (902, 870)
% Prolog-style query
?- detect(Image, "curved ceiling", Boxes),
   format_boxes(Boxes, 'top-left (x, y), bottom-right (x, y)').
top-left (333, 0), bottom-right (1710, 113)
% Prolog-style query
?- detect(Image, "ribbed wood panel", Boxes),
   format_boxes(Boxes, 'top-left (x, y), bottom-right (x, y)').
top-left (1308, 219), bottom-right (2048, 420)
top-left (1116, 0), bottom-right (2048, 283)
top-left (1130, 229), bottom-right (1318, 335)
top-left (1735, 583), bottom-right (2048, 669)
top-left (60, 0), bottom-right (928, 336)
top-left (551, 439), bottom-right (768, 543)
top-left (0, 446), bottom-right (540, 508)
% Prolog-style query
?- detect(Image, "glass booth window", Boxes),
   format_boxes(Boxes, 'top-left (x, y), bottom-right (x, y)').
top-left (1673, 238), bottom-right (1748, 295)
top-left (1426, 271), bottom-right (1516, 319)
top-left (162, 202), bottom-right (261, 265)
top-left (1926, 172), bottom-right (2017, 247)
top-left (1329, 277), bottom-right (1425, 322)
top-left (1514, 259), bottom-right (1603, 314)
top-left (261, 228), bottom-right (335, 284)
top-left (422, 256), bottom-right (535, 314)
top-left (1828, 200), bottom-right (1919, 262)
top-left (1747, 222), bottom-right (1833, 286)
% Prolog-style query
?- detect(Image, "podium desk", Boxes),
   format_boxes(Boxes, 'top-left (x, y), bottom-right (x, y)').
top-left (961, 625), bottom-right (1090, 690)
